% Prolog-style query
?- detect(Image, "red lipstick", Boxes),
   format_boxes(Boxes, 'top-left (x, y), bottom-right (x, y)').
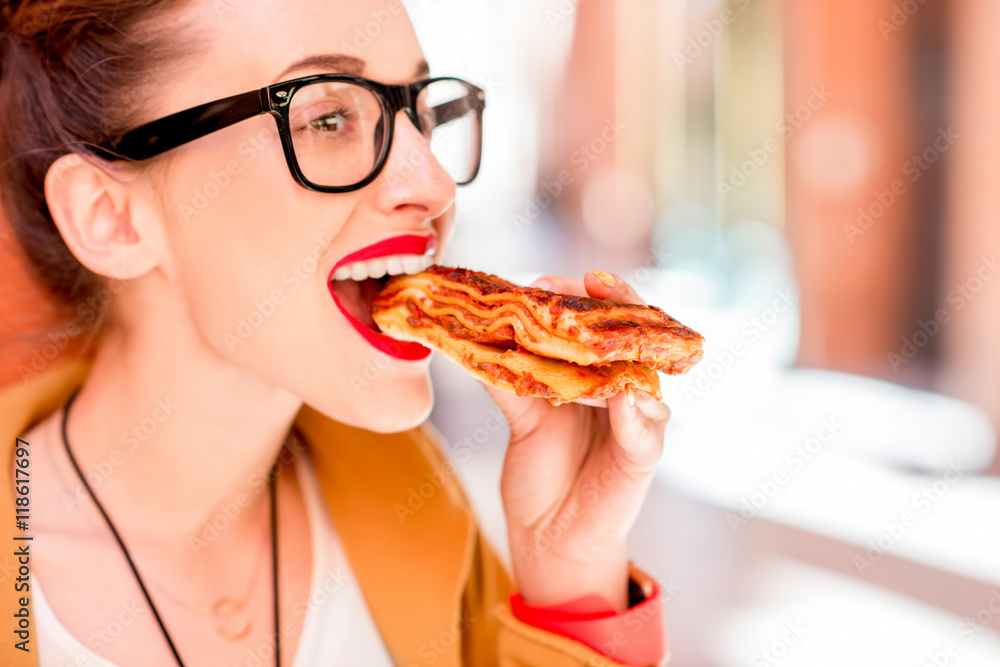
top-left (328, 234), bottom-right (432, 361)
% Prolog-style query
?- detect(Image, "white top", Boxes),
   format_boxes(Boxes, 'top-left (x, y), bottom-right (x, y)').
top-left (32, 455), bottom-right (395, 667)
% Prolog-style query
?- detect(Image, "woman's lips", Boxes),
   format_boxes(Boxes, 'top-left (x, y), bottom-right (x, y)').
top-left (328, 234), bottom-right (432, 361)
top-left (336, 234), bottom-right (436, 266)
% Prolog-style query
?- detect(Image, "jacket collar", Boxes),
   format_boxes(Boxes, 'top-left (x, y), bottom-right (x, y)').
top-left (0, 359), bottom-right (476, 667)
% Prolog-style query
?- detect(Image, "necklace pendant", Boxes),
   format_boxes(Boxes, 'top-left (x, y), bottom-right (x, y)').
top-left (209, 598), bottom-right (252, 641)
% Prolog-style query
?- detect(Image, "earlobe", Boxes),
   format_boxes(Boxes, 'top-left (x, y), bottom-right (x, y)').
top-left (44, 153), bottom-right (159, 281)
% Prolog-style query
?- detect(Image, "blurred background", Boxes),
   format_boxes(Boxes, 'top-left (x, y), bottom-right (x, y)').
top-left (3, 0), bottom-right (1000, 664)
top-left (407, 0), bottom-right (1000, 665)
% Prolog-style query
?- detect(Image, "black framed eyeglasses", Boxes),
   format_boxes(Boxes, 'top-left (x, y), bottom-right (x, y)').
top-left (91, 74), bottom-right (486, 193)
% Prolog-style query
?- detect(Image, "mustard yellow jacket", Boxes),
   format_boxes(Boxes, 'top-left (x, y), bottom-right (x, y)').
top-left (0, 360), bottom-right (656, 666)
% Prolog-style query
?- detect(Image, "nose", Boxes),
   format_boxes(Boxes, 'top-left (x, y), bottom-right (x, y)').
top-left (371, 109), bottom-right (456, 220)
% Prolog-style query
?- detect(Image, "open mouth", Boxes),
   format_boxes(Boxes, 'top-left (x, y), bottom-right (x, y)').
top-left (327, 234), bottom-right (435, 360)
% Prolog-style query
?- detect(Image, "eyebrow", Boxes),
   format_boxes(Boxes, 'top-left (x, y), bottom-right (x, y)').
top-left (276, 54), bottom-right (364, 80)
top-left (276, 54), bottom-right (431, 83)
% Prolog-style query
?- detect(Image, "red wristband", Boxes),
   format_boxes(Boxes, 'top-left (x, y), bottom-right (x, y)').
top-left (509, 565), bottom-right (666, 666)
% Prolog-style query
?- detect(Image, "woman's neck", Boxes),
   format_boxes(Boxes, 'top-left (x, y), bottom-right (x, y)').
top-left (65, 302), bottom-right (303, 544)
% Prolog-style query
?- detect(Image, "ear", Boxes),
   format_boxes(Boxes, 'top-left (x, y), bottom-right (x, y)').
top-left (44, 153), bottom-right (160, 281)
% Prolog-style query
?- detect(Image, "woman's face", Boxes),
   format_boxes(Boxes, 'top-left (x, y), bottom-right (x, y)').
top-left (141, 0), bottom-right (455, 431)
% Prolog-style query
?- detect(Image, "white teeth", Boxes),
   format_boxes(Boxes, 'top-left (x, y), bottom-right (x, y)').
top-left (332, 253), bottom-right (434, 282)
top-left (367, 258), bottom-right (387, 279)
top-left (402, 255), bottom-right (423, 274)
top-left (350, 263), bottom-right (368, 281)
top-left (386, 256), bottom-right (404, 276)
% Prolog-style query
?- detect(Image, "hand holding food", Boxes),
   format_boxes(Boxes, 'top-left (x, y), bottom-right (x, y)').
top-left (378, 268), bottom-right (702, 611)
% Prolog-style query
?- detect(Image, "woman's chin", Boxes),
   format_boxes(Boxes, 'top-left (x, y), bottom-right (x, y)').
top-left (368, 379), bottom-right (434, 432)
top-left (363, 402), bottom-right (433, 433)
top-left (309, 373), bottom-right (434, 434)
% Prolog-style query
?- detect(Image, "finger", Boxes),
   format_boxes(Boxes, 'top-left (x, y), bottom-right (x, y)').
top-left (478, 380), bottom-right (548, 439)
top-left (606, 389), bottom-right (670, 473)
top-left (583, 270), bottom-right (646, 306)
top-left (529, 275), bottom-right (587, 297)
top-left (483, 381), bottom-right (592, 508)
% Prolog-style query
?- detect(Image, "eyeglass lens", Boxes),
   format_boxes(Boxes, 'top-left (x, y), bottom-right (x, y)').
top-left (288, 79), bottom-right (480, 188)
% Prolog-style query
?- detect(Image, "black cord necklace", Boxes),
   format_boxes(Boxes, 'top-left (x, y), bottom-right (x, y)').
top-left (60, 390), bottom-right (280, 667)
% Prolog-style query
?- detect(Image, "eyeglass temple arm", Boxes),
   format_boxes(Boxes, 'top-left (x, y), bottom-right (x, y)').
top-left (93, 89), bottom-right (268, 161)
top-left (430, 94), bottom-right (482, 127)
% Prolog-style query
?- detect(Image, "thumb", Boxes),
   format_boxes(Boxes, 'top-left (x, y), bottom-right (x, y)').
top-left (606, 389), bottom-right (670, 473)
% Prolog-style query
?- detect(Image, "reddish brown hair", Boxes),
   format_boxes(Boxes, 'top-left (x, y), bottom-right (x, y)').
top-left (0, 0), bottom-right (184, 317)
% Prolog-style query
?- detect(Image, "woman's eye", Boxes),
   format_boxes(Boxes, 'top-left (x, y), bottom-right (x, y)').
top-left (296, 104), bottom-right (357, 134)
top-left (309, 113), bottom-right (347, 132)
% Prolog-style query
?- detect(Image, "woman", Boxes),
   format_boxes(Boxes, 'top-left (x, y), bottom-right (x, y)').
top-left (0, 0), bottom-right (671, 665)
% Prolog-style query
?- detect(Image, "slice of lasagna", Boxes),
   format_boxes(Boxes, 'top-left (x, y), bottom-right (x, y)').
top-left (371, 266), bottom-right (704, 405)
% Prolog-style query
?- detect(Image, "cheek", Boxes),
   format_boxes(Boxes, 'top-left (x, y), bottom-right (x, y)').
top-left (160, 116), bottom-right (334, 351)
top-left (157, 123), bottom-right (435, 431)
top-left (169, 115), bottom-right (285, 230)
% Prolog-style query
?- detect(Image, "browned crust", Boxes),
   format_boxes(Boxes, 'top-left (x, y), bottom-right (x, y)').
top-left (373, 265), bottom-right (704, 373)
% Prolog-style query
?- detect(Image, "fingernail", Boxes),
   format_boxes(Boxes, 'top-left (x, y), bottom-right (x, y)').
top-left (531, 278), bottom-right (552, 291)
top-left (634, 391), bottom-right (670, 421)
top-left (627, 386), bottom-right (636, 406)
top-left (591, 270), bottom-right (616, 288)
